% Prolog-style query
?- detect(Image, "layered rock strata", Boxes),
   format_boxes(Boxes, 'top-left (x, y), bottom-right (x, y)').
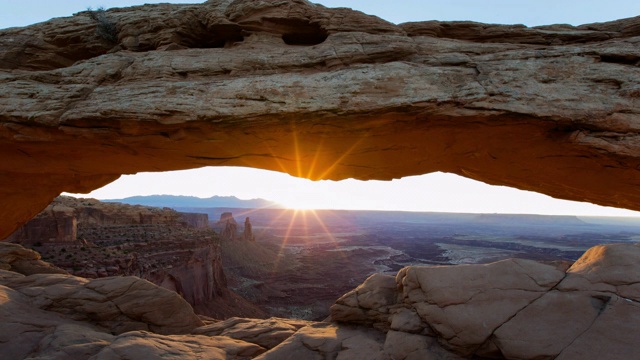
top-left (243, 217), bottom-right (255, 241)
top-left (1, 1), bottom-right (640, 238)
top-left (6, 196), bottom-right (265, 319)
top-left (0, 242), bottom-right (67, 275)
top-left (216, 212), bottom-right (240, 241)
top-left (6, 196), bottom-right (209, 245)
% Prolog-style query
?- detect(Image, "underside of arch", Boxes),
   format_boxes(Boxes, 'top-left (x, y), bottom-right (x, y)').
top-left (1, 1), bottom-right (640, 238)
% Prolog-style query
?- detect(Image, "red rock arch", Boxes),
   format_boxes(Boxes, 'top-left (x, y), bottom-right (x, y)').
top-left (1, 1), bottom-right (640, 238)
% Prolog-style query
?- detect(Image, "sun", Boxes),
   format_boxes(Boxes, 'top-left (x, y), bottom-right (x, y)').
top-left (280, 199), bottom-right (319, 211)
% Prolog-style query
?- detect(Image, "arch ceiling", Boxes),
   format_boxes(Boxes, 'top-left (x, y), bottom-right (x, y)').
top-left (1, 0), bottom-right (640, 238)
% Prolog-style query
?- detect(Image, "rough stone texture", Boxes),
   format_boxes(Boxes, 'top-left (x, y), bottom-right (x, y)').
top-left (6, 196), bottom-right (208, 246)
top-left (180, 212), bottom-right (210, 229)
top-left (193, 317), bottom-right (313, 349)
top-left (0, 242), bottom-right (67, 275)
top-left (384, 330), bottom-right (464, 360)
top-left (331, 243), bottom-right (640, 359)
top-left (253, 322), bottom-right (387, 360)
top-left (555, 295), bottom-right (640, 360)
top-left (27, 324), bottom-right (115, 360)
top-left (396, 258), bottom-right (565, 356)
top-left (331, 273), bottom-right (397, 329)
top-left (243, 217), bottom-right (255, 241)
top-left (0, 272), bottom-right (204, 335)
top-left (216, 212), bottom-right (240, 241)
top-left (2, 241), bottom-right (640, 359)
top-left (0, 283), bottom-right (89, 360)
top-left (0, 254), bottom-right (267, 360)
top-left (6, 203), bottom-right (77, 244)
top-left (90, 331), bottom-right (265, 360)
top-left (2, 1), bottom-right (640, 237)
top-left (558, 243), bottom-right (640, 300)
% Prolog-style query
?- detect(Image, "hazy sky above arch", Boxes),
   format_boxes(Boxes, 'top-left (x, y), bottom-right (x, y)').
top-left (2, 0), bottom-right (640, 216)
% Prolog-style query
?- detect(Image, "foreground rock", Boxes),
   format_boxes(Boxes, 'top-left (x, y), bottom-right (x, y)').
top-left (331, 243), bottom-right (640, 359)
top-left (1, 241), bottom-right (639, 359)
top-left (2, 0), bottom-right (640, 238)
top-left (194, 317), bottom-right (313, 349)
top-left (0, 243), bottom-right (267, 359)
top-left (0, 242), bottom-right (67, 275)
top-left (1, 272), bottom-right (204, 336)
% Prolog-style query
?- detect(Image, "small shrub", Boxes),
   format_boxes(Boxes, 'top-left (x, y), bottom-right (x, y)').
top-left (87, 6), bottom-right (118, 43)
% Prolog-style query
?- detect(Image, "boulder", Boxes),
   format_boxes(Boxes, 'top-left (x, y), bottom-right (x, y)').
top-left (330, 243), bottom-right (640, 359)
top-left (2, 273), bottom-right (204, 335)
top-left (558, 243), bottom-right (640, 300)
top-left (331, 273), bottom-right (397, 329)
top-left (0, 242), bottom-right (67, 275)
top-left (394, 259), bottom-right (564, 355)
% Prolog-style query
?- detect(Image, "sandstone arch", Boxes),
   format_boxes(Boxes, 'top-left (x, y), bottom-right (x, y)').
top-left (1, 1), bottom-right (640, 239)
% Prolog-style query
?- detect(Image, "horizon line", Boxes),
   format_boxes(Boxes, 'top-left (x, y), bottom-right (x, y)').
top-left (62, 193), bottom-right (640, 219)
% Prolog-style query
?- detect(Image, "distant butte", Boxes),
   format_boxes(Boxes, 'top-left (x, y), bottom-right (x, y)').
top-left (1, 1), bottom-right (639, 240)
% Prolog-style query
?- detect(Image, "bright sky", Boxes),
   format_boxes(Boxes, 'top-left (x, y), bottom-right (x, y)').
top-left (3, 1), bottom-right (640, 216)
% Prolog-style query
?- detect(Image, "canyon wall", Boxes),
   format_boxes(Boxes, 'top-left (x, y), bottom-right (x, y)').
top-left (6, 204), bottom-right (77, 244)
top-left (1, 0), bottom-right (640, 238)
top-left (180, 212), bottom-right (210, 229)
top-left (5, 197), bottom-right (264, 318)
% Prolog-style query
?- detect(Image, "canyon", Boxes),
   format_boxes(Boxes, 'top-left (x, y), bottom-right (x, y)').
top-left (2, 0), bottom-right (640, 358)
top-left (6, 196), bottom-right (263, 319)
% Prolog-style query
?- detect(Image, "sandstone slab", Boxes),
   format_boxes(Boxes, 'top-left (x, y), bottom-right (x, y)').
top-left (394, 259), bottom-right (564, 355)
top-left (558, 243), bottom-right (640, 300)
top-left (91, 331), bottom-right (265, 360)
top-left (254, 322), bottom-right (387, 360)
top-left (331, 273), bottom-right (397, 329)
top-left (2, 273), bottom-right (204, 335)
top-left (384, 330), bottom-right (464, 360)
top-left (193, 316), bottom-right (312, 349)
top-left (555, 295), bottom-right (640, 360)
top-left (0, 242), bottom-right (67, 275)
top-left (330, 244), bottom-right (640, 359)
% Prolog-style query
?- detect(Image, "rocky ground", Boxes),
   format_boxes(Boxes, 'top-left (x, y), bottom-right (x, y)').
top-left (1, 241), bottom-right (639, 359)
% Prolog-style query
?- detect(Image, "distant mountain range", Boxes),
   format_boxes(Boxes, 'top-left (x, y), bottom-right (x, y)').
top-left (103, 195), bottom-right (282, 209)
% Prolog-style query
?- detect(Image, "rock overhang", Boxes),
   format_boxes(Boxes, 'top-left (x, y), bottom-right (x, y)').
top-left (1, 0), bottom-right (640, 238)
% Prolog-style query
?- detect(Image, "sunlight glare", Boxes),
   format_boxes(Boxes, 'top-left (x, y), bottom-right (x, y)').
top-left (65, 167), bottom-right (640, 218)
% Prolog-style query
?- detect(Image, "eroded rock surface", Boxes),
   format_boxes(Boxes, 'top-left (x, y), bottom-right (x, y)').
top-left (0, 245), bottom-right (265, 359)
top-left (2, 0), bottom-right (640, 237)
top-left (1, 240), bottom-right (639, 359)
top-left (331, 243), bottom-right (640, 359)
top-left (0, 242), bottom-right (67, 275)
top-left (1, 272), bottom-right (204, 335)
top-left (193, 317), bottom-right (313, 349)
